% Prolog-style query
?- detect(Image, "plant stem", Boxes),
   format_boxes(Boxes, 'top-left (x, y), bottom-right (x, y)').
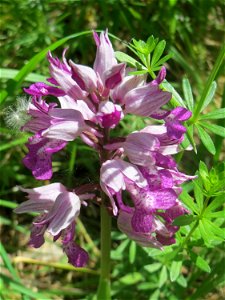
top-left (97, 127), bottom-right (112, 299)
top-left (96, 198), bottom-right (112, 300)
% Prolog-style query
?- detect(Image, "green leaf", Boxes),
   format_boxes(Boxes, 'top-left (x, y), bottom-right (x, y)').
top-left (182, 77), bottom-right (194, 111)
top-left (1, 274), bottom-right (47, 299)
top-left (172, 215), bottom-right (195, 226)
top-left (144, 263), bottom-right (162, 273)
top-left (196, 256), bottom-right (211, 273)
top-left (204, 194), bottom-right (225, 213)
top-left (203, 218), bottom-right (225, 239)
top-left (158, 266), bottom-right (168, 288)
top-left (150, 289), bottom-right (160, 300)
top-left (199, 122), bottom-right (225, 138)
top-left (0, 242), bottom-right (19, 280)
top-left (119, 272), bottom-right (143, 285)
top-left (0, 68), bottom-right (47, 83)
top-left (132, 39), bottom-right (149, 55)
top-left (199, 108), bottom-right (225, 120)
top-left (204, 211), bottom-right (224, 218)
top-left (200, 81), bottom-right (217, 112)
top-left (115, 51), bottom-right (141, 68)
top-left (170, 261), bottom-right (182, 282)
top-left (0, 199), bottom-right (18, 209)
top-left (179, 191), bottom-right (199, 214)
top-left (129, 241), bottom-right (136, 264)
top-left (137, 282), bottom-right (158, 290)
top-left (162, 80), bottom-right (186, 107)
top-left (176, 275), bottom-right (187, 288)
top-left (199, 161), bottom-right (209, 180)
top-left (193, 180), bottom-right (204, 211)
top-left (111, 239), bottom-right (129, 259)
top-left (196, 124), bottom-right (216, 155)
top-left (151, 40), bottom-right (166, 67)
top-left (128, 70), bottom-right (148, 76)
top-left (0, 134), bottom-right (30, 152)
top-left (198, 220), bottom-right (214, 245)
top-left (153, 53), bottom-right (173, 68)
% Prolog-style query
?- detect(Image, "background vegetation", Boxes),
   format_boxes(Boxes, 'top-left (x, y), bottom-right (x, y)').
top-left (0, 0), bottom-right (224, 299)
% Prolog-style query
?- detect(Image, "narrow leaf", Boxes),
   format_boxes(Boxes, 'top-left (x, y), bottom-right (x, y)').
top-left (199, 220), bottom-right (214, 245)
top-left (193, 180), bottom-right (204, 211)
top-left (199, 108), bottom-right (225, 120)
top-left (153, 53), bottom-right (173, 67)
top-left (0, 243), bottom-right (19, 280)
top-left (0, 68), bottom-right (47, 83)
top-left (144, 263), bottom-right (162, 273)
top-left (119, 272), bottom-right (143, 285)
top-left (129, 241), bottom-right (136, 264)
top-left (196, 125), bottom-right (216, 155)
top-left (199, 122), bottom-right (225, 138)
top-left (115, 51), bottom-right (141, 68)
top-left (182, 77), bottom-right (194, 111)
top-left (203, 218), bottom-right (225, 239)
top-left (204, 194), bottom-right (225, 213)
top-left (179, 191), bottom-right (199, 214)
top-left (158, 266), bottom-right (168, 288)
top-left (162, 80), bottom-right (186, 107)
top-left (151, 40), bottom-right (166, 67)
top-left (170, 261), bottom-right (182, 282)
top-left (196, 256), bottom-right (211, 273)
top-left (200, 81), bottom-right (217, 112)
top-left (128, 70), bottom-right (148, 75)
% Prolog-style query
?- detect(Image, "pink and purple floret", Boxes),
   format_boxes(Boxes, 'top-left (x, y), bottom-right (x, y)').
top-left (15, 30), bottom-right (193, 267)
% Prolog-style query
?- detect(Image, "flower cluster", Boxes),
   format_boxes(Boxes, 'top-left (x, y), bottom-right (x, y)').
top-left (15, 30), bottom-right (193, 267)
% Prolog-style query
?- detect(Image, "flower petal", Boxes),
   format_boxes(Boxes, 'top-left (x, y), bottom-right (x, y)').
top-left (46, 192), bottom-right (81, 236)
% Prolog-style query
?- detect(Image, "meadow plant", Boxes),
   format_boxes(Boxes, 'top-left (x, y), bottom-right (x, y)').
top-left (5, 30), bottom-right (224, 299)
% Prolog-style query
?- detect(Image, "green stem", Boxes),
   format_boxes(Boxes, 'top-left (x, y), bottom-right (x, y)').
top-left (191, 43), bottom-right (225, 124)
top-left (166, 221), bottom-right (199, 262)
top-left (96, 199), bottom-right (112, 300)
top-left (97, 128), bottom-right (112, 300)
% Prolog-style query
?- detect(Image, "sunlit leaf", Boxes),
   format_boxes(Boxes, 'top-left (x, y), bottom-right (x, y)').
top-left (200, 81), bottom-right (217, 112)
top-left (193, 180), bottom-right (204, 211)
top-left (179, 191), bottom-right (199, 214)
top-left (196, 124), bottom-right (216, 155)
top-left (199, 108), bottom-right (225, 120)
top-left (119, 272), bottom-right (143, 285)
top-left (182, 77), bottom-right (194, 111)
top-left (196, 256), bottom-right (211, 273)
top-left (170, 261), bottom-right (182, 282)
top-left (115, 51), bottom-right (141, 68)
top-left (199, 122), bottom-right (225, 138)
top-left (151, 40), bottom-right (166, 67)
top-left (144, 263), bottom-right (162, 273)
top-left (129, 241), bottom-right (136, 264)
top-left (162, 80), bottom-right (186, 107)
top-left (158, 266), bottom-right (168, 288)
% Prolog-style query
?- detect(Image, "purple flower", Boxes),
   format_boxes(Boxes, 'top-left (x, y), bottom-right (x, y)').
top-left (24, 82), bottom-right (65, 97)
top-left (15, 29), bottom-right (195, 262)
top-left (96, 101), bottom-right (124, 128)
top-left (93, 29), bottom-right (117, 79)
top-left (15, 183), bottom-right (89, 267)
top-left (23, 133), bottom-right (67, 180)
top-left (151, 107), bottom-right (192, 139)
